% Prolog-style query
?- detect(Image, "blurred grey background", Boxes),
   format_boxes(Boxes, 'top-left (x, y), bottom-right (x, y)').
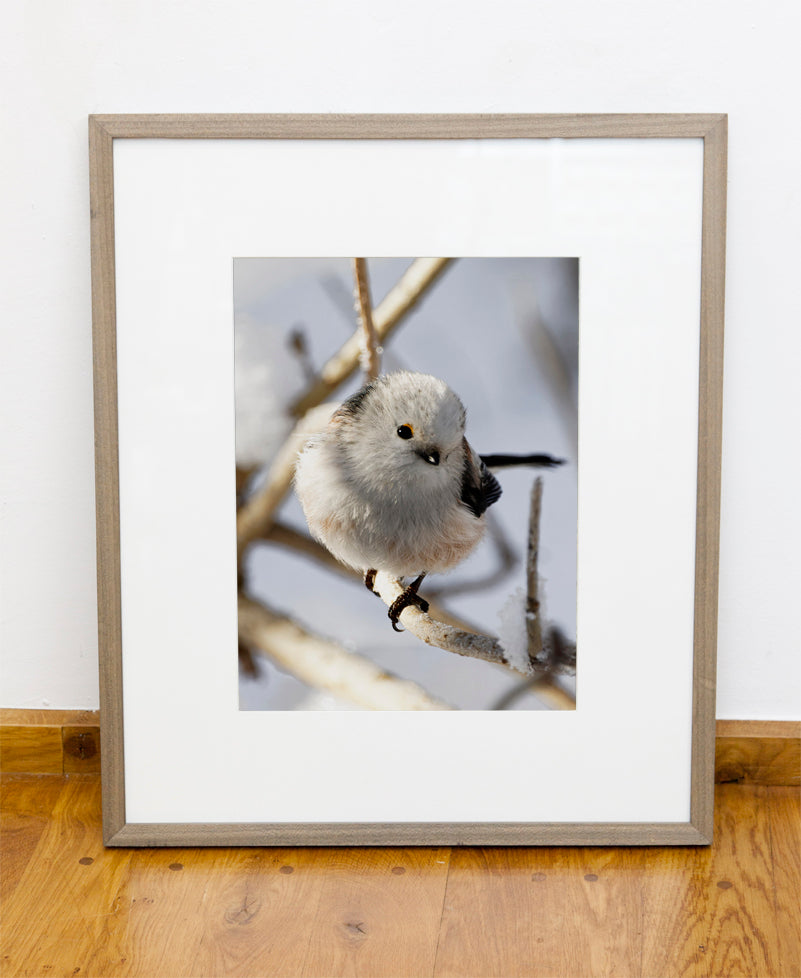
top-left (234, 258), bottom-right (578, 710)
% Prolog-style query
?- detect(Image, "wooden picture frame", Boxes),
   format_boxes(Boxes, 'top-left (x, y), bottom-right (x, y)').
top-left (89, 114), bottom-right (726, 846)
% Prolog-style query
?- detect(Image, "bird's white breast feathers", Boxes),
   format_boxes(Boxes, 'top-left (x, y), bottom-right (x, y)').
top-left (294, 432), bottom-right (485, 578)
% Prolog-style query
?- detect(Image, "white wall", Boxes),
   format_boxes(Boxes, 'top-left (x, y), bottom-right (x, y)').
top-left (1, 0), bottom-right (799, 719)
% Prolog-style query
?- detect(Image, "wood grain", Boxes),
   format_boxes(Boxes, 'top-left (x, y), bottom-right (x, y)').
top-left (301, 848), bottom-right (450, 977)
top-left (117, 847), bottom-right (329, 977)
top-left (1, 777), bottom-right (797, 978)
top-left (0, 709), bottom-right (99, 726)
top-left (716, 719), bottom-right (800, 785)
top-left (769, 786), bottom-right (801, 977)
top-left (434, 847), bottom-right (646, 977)
top-left (0, 724), bottom-right (63, 774)
top-left (89, 113), bottom-right (726, 140)
top-left (0, 710), bottom-right (101, 775)
top-left (1, 776), bottom-right (135, 977)
top-left (0, 774), bottom-right (65, 902)
top-left (62, 725), bottom-right (101, 774)
top-left (641, 784), bottom-right (783, 977)
top-left (691, 112), bottom-right (728, 842)
top-left (89, 113), bottom-right (127, 845)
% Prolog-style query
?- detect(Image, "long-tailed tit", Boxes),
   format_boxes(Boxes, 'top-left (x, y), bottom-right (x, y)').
top-left (294, 371), bottom-right (562, 629)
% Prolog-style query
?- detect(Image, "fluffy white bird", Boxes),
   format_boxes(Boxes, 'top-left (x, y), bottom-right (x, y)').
top-left (294, 371), bottom-right (560, 629)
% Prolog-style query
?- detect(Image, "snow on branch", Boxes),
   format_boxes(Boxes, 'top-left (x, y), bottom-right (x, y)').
top-left (257, 521), bottom-right (576, 709)
top-left (371, 571), bottom-right (519, 673)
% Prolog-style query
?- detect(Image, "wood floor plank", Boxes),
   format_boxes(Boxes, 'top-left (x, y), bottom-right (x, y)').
top-left (116, 846), bottom-right (335, 977)
top-left (0, 774), bottom-right (65, 902)
top-left (434, 846), bottom-right (645, 977)
top-left (1, 776), bottom-right (135, 977)
top-left (0, 776), bottom-right (796, 978)
top-left (701, 785), bottom-right (783, 977)
top-left (769, 786), bottom-right (801, 978)
top-left (641, 784), bottom-right (782, 977)
top-left (301, 847), bottom-right (451, 978)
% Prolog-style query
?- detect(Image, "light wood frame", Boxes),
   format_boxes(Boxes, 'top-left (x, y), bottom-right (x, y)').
top-left (89, 114), bottom-right (727, 846)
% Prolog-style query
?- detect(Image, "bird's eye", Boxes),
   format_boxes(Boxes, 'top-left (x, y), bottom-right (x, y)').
top-left (397, 424), bottom-right (414, 439)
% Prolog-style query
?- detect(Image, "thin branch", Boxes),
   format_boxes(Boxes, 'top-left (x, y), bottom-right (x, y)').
top-left (236, 403), bottom-right (334, 555)
top-left (526, 477), bottom-right (544, 659)
top-left (290, 257), bottom-right (454, 417)
top-left (238, 593), bottom-right (452, 711)
top-left (256, 524), bottom-right (575, 708)
top-left (371, 571), bottom-right (516, 672)
top-left (353, 258), bottom-right (381, 382)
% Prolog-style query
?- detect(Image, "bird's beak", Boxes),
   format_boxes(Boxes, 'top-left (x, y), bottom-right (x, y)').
top-left (418, 448), bottom-right (440, 466)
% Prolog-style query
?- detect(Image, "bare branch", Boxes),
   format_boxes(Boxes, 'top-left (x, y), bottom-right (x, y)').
top-left (238, 593), bottom-right (452, 711)
top-left (236, 403), bottom-right (334, 555)
top-left (493, 674), bottom-right (576, 711)
top-left (353, 258), bottom-right (381, 382)
top-left (526, 476), bottom-right (544, 659)
top-left (290, 257), bottom-right (454, 416)
top-left (371, 571), bottom-right (519, 673)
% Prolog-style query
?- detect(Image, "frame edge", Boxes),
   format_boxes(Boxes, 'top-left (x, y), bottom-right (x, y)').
top-left (89, 116), bottom-right (127, 844)
top-left (92, 113), bottom-right (725, 847)
top-left (689, 114), bottom-right (727, 843)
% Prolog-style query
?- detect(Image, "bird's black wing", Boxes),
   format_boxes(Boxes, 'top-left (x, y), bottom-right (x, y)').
top-left (460, 440), bottom-right (503, 518)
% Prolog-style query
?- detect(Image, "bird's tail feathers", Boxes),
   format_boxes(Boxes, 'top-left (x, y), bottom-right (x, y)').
top-left (480, 453), bottom-right (566, 469)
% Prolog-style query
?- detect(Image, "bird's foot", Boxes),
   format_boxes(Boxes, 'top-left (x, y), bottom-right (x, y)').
top-left (388, 575), bottom-right (428, 632)
top-left (364, 569), bottom-right (380, 595)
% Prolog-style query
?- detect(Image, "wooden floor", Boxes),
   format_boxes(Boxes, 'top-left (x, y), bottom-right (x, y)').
top-left (1, 776), bottom-right (798, 978)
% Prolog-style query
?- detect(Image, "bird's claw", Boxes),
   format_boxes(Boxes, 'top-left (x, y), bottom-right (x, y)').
top-left (364, 569), bottom-right (380, 595)
top-left (388, 589), bottom-right (429, 631)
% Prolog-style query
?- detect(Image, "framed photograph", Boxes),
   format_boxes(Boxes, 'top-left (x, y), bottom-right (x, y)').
top-left (89, 114), bottom-right (726, 845)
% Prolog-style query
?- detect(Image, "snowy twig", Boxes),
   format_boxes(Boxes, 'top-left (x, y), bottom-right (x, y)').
top-left (526, 477), bottom-right (544, 659)
top-left (353, 258), bottom-right (381, 382)
top-left (371, 571), bottom-right (521, 673)
top-left (264, 522), bottom-right (576, 710)
top-left (290, 257), bottom-right (454, 417)
top-left (238, 593), bottom-right (452, 711)
top-left (257, 524), bottom-right (575, 706)
top-left (236, 403), bottom-right (335, 556)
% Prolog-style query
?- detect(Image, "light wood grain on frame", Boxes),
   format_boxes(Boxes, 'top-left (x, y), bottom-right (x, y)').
top-left (89, 114), bottom-right (727, 847)
top-left (89, 116), bottom-right (126, 843)
top-left (690, 114), bottom-right (728, 841)
top-left (106, 821), bottom-right (709, 848)
top-left (88, 113), bottom-right (725, 140)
